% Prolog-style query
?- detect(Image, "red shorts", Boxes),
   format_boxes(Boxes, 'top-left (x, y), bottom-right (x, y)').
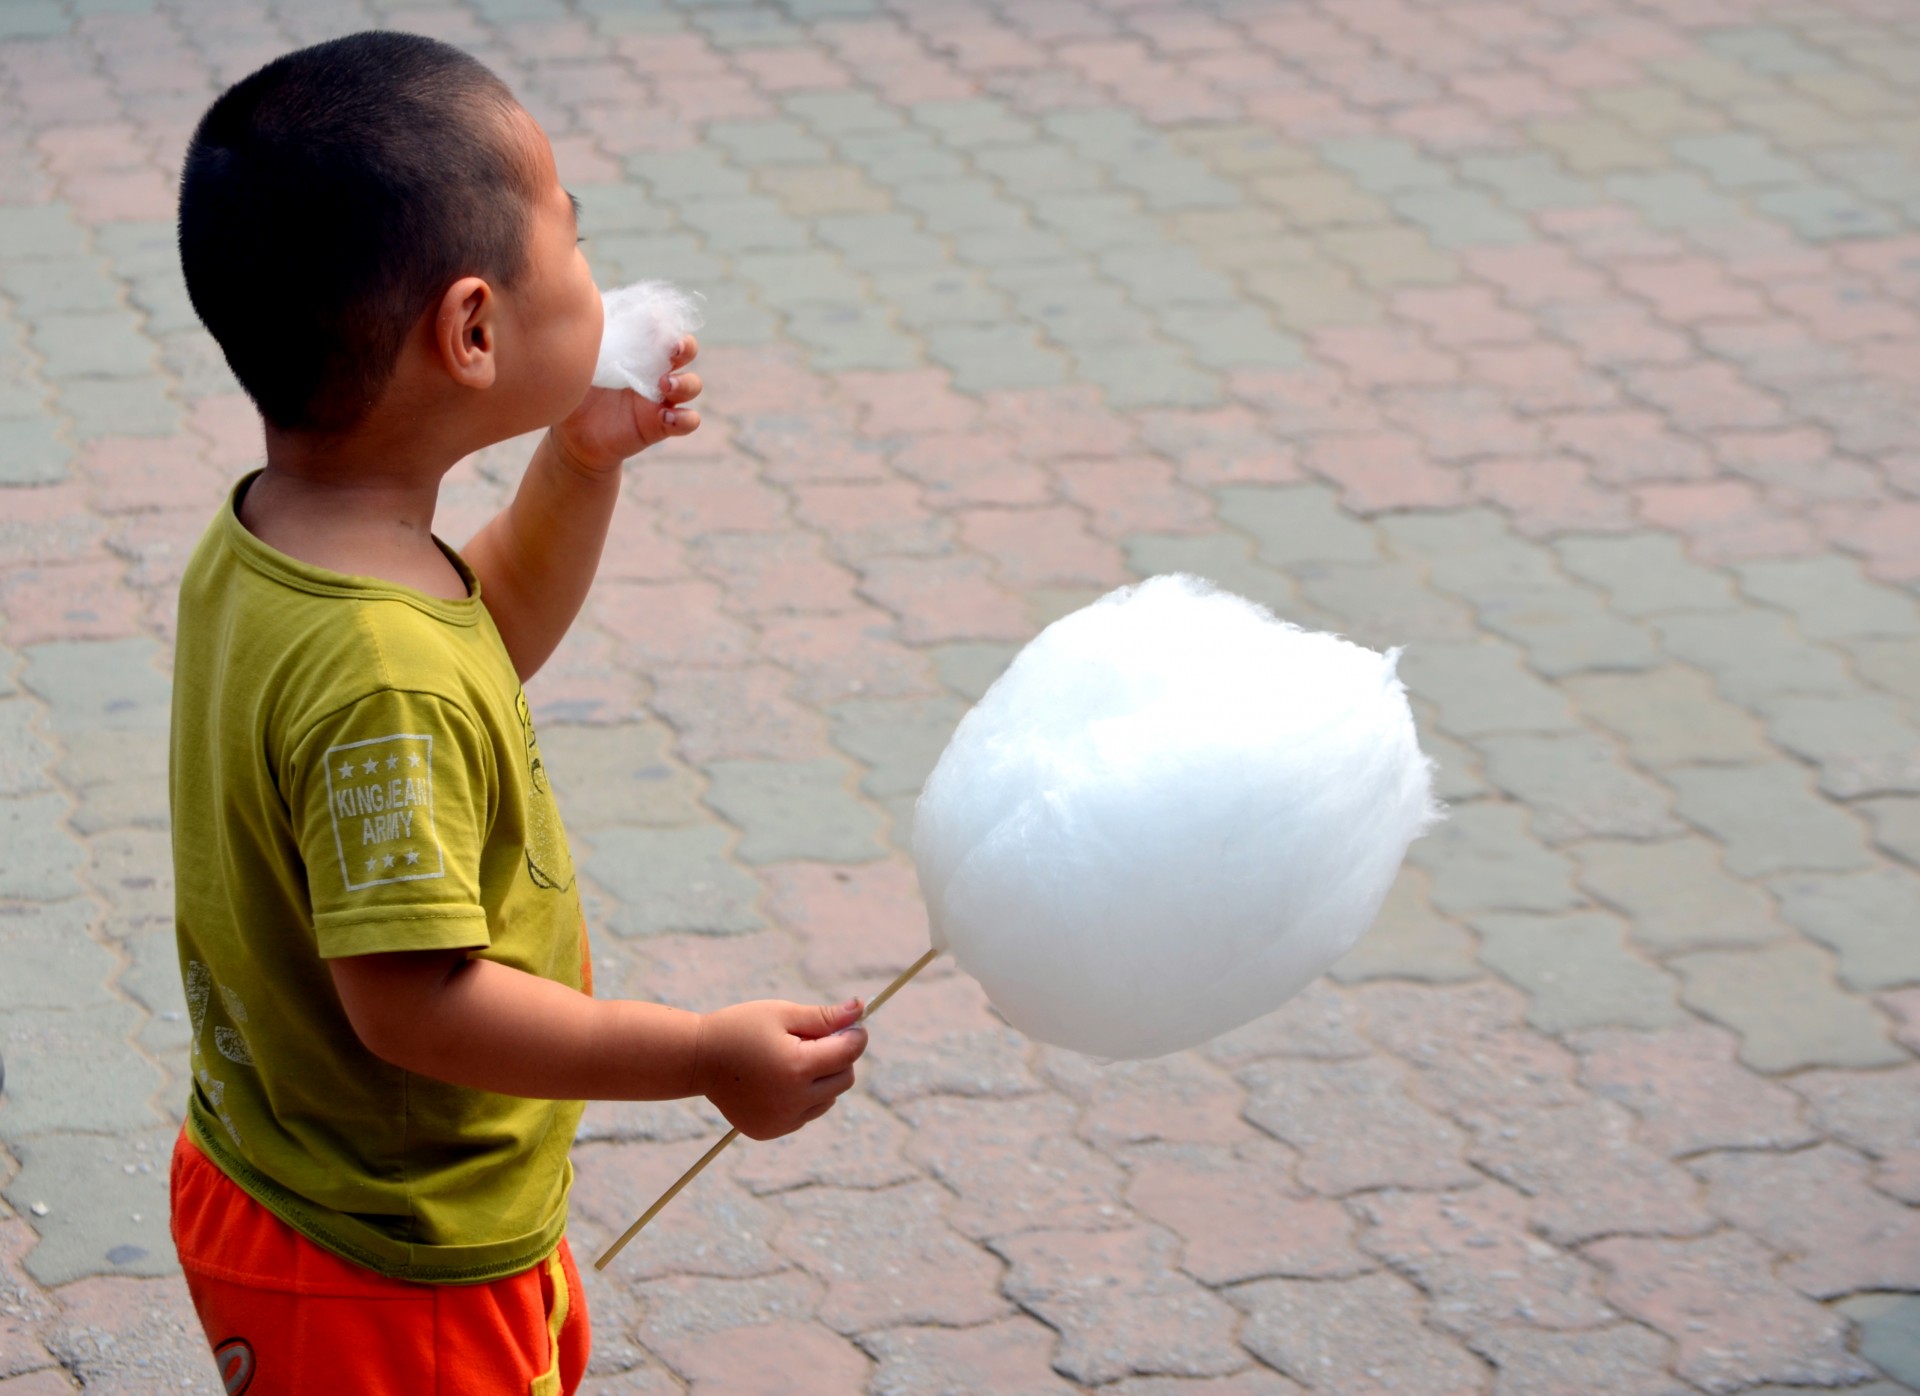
top-left (170, 1129), bottom-right (589, 1395)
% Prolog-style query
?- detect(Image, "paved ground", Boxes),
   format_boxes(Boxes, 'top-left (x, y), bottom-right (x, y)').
top-left (2, 0), bottom-right (1919, 1391)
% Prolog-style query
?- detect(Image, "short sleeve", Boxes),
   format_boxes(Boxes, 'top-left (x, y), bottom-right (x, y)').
top-left (289, 689), bottom-right (496, 958)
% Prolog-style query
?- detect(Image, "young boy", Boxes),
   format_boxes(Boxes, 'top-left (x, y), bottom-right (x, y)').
top-left (168, 31), bottom-right (868, 1393)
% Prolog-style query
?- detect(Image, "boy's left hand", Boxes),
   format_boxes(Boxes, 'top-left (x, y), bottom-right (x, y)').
top-left (549, 336), bottom-right (702, 475)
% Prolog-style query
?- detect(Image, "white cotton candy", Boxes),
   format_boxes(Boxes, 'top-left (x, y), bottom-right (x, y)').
top-left (912, 574), bottom-right (1441, 1061)
top-left (592, 281), bottom-right (704, 401)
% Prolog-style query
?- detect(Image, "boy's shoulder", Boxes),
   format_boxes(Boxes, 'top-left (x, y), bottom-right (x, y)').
top-left (177, 493), bottom-right (501, 734)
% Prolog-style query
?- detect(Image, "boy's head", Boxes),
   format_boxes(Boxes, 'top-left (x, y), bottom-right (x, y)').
top-left (180, 32), bottom-right (599, 440)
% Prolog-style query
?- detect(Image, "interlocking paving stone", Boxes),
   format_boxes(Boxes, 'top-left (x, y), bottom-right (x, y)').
top-left (581, 825), bottom-right (765, 937)
top-left (1669, 762), bottom-right (1876, 875)
top-left (1474, 912), bottom-right (1686, 1032)
top-left (1672, 940), bottom-right (1907, 1072)
top-left (7, 1), bottom-right (1920, 1386)
top-left (1572, 836), bottom-right (1785, 955)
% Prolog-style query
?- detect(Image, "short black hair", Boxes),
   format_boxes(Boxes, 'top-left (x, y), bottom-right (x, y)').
top-left (179, 32), bottom-right (539, 433)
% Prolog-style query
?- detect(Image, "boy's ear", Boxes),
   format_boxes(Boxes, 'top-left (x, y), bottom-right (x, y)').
top-left (433, 276), bottom-right (496, 390)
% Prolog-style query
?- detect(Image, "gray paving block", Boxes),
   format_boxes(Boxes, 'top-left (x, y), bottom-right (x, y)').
top-left (1217, 483), bottom-right (1379, 568)
top-left (1123, 532), bottom-right (1304, 620)
top-left (1553, 534), bottom-right (1739, 616)
top-left (0, 414), bottom-right (68, 484)
top-left (1477, 591), bottom-right (1661, 679)
top-left (1668, 763), bottom-right (1874, 875)
top-left (871, 265), bottom-right (1009, 328)
top-left (815, 213), bottom-right (949, 270)
top-left (1098, 246), bottom-right (1239, 309)
top-left (737, 250), bottom-right (866, 310)
top-left (30, 312), bottom-right (155, 379)
top-left (1071, 344), bottom-right (1222, 409)
top-left (55, 727), bottom-right (169, 835)
top-left (23, 638), bottom-right (172, 734)
top-left (1852, 637), bottom-right (1920, 706)
top-left (1736, 556), bottom-right (1920, 640)
top-left (541, 720), bottom-right (705, 831)
top-left (582, 824), bottom-right (764, 937)
top-left (626, 149), bottom-right (755, 200)
top-left (1391, 187), bottom-right (1534, 246)
top-left (708, 119), bottom-right (833, 167)
top-left (0, 1), bottom-right (66, 37)
top-left (55, 375), bottom-right (183, 439)
top-left (1754, 183), bottom-right (1901, 240)
top-left (1573, 836), bottom-right (1785, 955)
top-left (1112, 155), bottom-right (1241, 211)
top-left (692, 282), bottom-right (780, 346)
top-left (702, 758), bottom-right (886, 864)
top-left (1671, 131), bottom-right (1805, 189)
top-left (1672, 940), bottom-right (1906, 1072)
top-left (1318, 137), bottom-right (1451, 193)
top-left (1397, 641), bottom-right (1580, 737)
top-left (0, 257), bottom-right (124, 316)
top-left (0, 1002), bottom-right (165, 1135)
top-left (1838, 1293), bottom-right (1920, 1390)
top-left (1042, 107), bottom-right (1167, 164)
top-left (1411, 801), bottom-right (1583, 915)
top-left (785, 90), bottom-right (906, 137)
top-left (827, 695), bottom-right (967, 799)
top-left (836, 129), bottom-right (969, 185)
top-left (1380, 507), bottom-right (1508, 560)
top-left (784, 302), bottom-right (923, 371)
top-left (82, 827), bottom-right (172, 942)
top-left (0, 792), bottom-right (86, 901)
top-left (1421, 723), bottom-right (1490, 803)
top-left (676, 196), bottom-right (812, 254)
top-left (1702, 25), bottom-right (1840, 75)
top-left (4, 1127), bottom-right (178, 1286)
top-left (1860, 796), bottom-right (1920, 870)
top-left (923, 322), bottom-right (1068, 392)
top-left (1565, 666), bottom-right (1774, 768)
top-left (1027, 193), bottom-right (1162, 253)
top-left (0, 898), bottom-right (114, 1012)
top-left (1295, 561), bottom-right (1476, 649)
top-left (1763, 694), bottom-right (1920, 798)
top-left (931, 642), bottom-right (1017, 703)
top-left (689, 6), bottom-right (804, 46)
top-left (120, 924), bottom-right (191, 1061)
top-left (0, 204), bottom-right (87, 260)
top-left (1653, 610), bottom-right (1854, 707)
top-left (893, 177), bottom-right (1029, 235)
top-left (910, 98), bottom-right (1038, 149)
top-left (1474, 911), bottom-right (1686, 1031)
top-left (1603, 170), bottom-right (1745, 228)
top-left (591, 231), bottom-right (726, 286)
top-left (1330, 867), bottom-right (1480, 983)
top-left (574, 182), bottom-right (677, 234)
top-left (1771, 869), bottom-right (1920, 991)
top-left (1477, 732), bottom-right (1681, 844)
top-left (972, 142), bottom-right (1107, 195)
top-left (1158, 306), bottom-right (1304, 372)
top-left (949, 225), bottom-right (1074, 269)
top-left (1458, 152), bottom-right (1596, 210)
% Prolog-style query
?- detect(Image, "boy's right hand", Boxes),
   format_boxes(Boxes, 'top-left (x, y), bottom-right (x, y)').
top-left (693, 998), bottom-right (868, 1141)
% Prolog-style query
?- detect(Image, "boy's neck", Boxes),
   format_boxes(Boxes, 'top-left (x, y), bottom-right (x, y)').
top-left (244, 430), bottom-right (470, 601)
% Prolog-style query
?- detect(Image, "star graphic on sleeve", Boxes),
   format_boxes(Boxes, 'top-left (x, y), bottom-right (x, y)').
top-left (386, 754), bottom-right (400, 770)
top-left (362, 757), bottom-right (379, 775)
top-left (338, 761), bottom-right (355, 780)
top-left (365, 856), bottom-right (378, 873)
top-left (383, 853), bottom-right (396, 868)
top-left (405, 849), bottom-right (420, 865)
top-left (408, 753), bottom-right (422, 767)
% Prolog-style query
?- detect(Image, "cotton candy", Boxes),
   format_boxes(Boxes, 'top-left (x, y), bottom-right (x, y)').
top-left (593, 281), bottom-right (704, 401)
top-left (912, 574), bottom-right (1440, 1060)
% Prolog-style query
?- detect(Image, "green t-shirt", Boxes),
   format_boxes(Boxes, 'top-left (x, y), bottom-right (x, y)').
top-left (170, 475), bottom-right (586, 1284)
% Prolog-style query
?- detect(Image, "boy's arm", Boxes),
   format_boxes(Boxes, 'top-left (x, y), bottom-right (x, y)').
top-left (329, 948), bottom-right (866, 1140)
top-left (462, 341), bottom-right (702, 681)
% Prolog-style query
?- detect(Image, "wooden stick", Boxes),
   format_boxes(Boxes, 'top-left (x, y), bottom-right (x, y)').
top-left (594, 945), bottom-right (942, 1270)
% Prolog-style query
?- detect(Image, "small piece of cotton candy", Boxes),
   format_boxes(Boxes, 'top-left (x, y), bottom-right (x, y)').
top-left (913, 574), bottom-right (1441, 1061)
top-left (593, 281), bottom-right (704, 401)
